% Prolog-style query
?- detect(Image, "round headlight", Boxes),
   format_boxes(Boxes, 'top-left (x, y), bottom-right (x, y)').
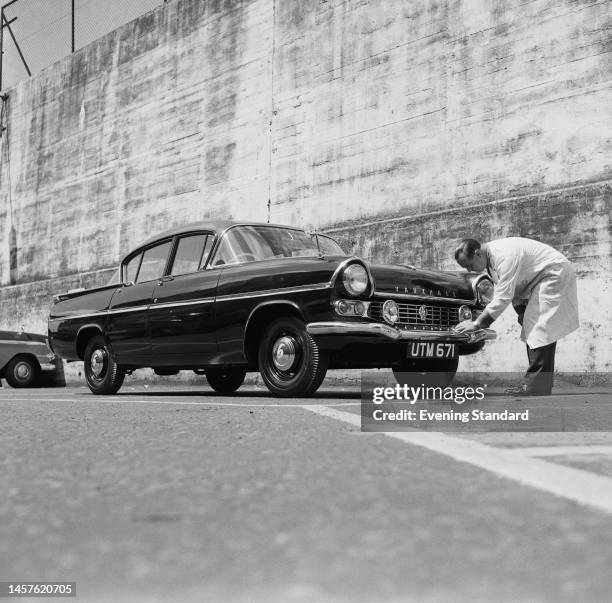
top-left (458, 305), bottom-right (472, 321)
top-left (475, 278), bottom-right (494, 305)
top-left (337, 300), bottom-right (350, 315)
top-left (382, 300), bottom-right (399, 324)
top-left (342, 263), bottom-right (369, 296)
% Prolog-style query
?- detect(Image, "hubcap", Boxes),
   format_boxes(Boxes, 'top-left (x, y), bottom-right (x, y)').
top-left (16, 362), bottom-right (31, 380)
top-left (272, 335), bottom-right (298, 372)
top-left (91, 349), bottom-right (106, 377)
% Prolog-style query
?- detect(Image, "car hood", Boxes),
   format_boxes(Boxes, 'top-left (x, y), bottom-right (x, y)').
top-left (367, 263), bottom-right (477, 302)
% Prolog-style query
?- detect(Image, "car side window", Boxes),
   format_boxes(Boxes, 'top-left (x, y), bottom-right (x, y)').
top-left (171, 234), bottom-right (212, 276)
top-left (137, 241), bottom-right (172, 283)
top-left (124, 253), bottom-right (142, 284)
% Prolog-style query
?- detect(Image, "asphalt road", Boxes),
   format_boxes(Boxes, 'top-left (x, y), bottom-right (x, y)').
top-left (1, 383), bottom-right (612, 603)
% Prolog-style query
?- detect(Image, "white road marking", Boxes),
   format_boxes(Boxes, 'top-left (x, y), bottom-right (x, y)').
top-left (304, 405), bottom-right (612, 514)
top-left (509, 445), bottom-right (612, 457)
top-left (0, 395), bottom-right (359, 408)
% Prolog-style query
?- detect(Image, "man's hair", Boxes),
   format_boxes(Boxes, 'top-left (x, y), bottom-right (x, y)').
top-left (454, 238), bottom-right (481, 261)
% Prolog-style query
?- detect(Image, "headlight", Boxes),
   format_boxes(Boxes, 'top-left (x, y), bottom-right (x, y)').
top-left (382, 300), bottom-right (399, 324)
top-left (475, 277), bottom-right (494, 305)
top-left (458, 305), bottom-right (472, 321)
top-left (334, 300), bottom-right (369, 316)
top-left (342, 263), bottom-right (369, 296)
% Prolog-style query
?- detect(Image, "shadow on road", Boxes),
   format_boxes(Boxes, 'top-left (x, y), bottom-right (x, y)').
top-left (112, 388), bottom-right (363, 400)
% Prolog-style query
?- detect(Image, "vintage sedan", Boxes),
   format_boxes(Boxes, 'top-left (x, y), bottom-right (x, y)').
top-left (48, 221), bottom-right (496, 397)
top-left (1, 330), bottom-right (65, 388)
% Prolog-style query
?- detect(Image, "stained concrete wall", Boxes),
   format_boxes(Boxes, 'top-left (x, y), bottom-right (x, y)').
top-left (0, 0), bottom-right (610, 374)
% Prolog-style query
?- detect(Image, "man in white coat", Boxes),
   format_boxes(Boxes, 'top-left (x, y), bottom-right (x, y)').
top-left (453, 237), bottom-right (579, 395)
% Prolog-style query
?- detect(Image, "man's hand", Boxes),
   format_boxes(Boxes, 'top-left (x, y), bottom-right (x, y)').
top-left (453, 320), bottom-right (479, 333)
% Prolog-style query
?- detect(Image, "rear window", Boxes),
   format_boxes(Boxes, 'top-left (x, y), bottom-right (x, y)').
top-left (136, 241), bottom-right (172, 283)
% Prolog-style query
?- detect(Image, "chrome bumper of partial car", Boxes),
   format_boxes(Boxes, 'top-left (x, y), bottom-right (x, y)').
top-left (306, 321), bottom-right (496, 343)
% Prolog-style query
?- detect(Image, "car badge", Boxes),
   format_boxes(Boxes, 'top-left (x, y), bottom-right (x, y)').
top-left (395, 286), bottom-right (399, 292)
top-left (418, 305), bottom-right (428, 321)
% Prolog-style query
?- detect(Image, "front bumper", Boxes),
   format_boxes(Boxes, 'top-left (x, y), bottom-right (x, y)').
top-left (306, 321), bottom-right (496, 344)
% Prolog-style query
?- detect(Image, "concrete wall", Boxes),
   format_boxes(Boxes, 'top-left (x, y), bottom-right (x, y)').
top-left (0, 0), bottom-right (610, 374)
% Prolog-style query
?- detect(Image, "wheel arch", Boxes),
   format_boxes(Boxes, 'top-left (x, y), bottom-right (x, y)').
top-left (75, 324), bottom-right (105, 360)
top-left (244, 301), bottom-right (304, 365)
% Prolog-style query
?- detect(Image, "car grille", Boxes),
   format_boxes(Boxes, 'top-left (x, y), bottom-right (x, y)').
top-left (369, 301), bottom-right (459, 330)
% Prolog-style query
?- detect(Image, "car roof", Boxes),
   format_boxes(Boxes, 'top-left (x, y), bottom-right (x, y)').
top-left (128, 221), bottom-right (307, 257)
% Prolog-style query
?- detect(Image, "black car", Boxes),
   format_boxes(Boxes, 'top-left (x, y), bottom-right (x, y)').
top-left (48, 221), bottom-right (496, 397)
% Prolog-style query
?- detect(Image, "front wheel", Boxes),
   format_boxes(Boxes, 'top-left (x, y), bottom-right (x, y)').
top-left (393, 357), bottom-right (459, 388)
top-left (83, 335), bottom-right (125, 394)
top-left (258, 317), bottom-right (328, 397)
top-left (4, 355), bottom-right (39, 388)
top-left (206, 368), bottom-right (246, 394)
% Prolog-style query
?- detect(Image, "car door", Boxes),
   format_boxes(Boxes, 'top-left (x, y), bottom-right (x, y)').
top-left (107, 239), bottom-right (173, 364)
top-left (148, 232), bottom-right (220, 365)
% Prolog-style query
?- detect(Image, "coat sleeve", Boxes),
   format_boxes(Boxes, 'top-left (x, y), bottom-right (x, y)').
top-left (484, 252), bottom-right (522, 320)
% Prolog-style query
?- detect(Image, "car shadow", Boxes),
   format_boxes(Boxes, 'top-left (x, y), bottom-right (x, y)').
top-left (112, 388), bottom-right (362, 400)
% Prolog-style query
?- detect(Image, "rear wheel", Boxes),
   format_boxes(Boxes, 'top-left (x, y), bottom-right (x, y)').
top-left (258, 317), bottom-right (328, 397)
top-left (206, 368), bottom-right (246, 394)
top-left (392, 357), bottom-right (459, 388)
top-left (83, 335), bottom-right (125, 395)
top-left (5, 355), bottom-right (39, 388)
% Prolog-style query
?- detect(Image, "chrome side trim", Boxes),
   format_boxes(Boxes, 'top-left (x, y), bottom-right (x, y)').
top-left (306, 321), bottom-right (497, 343)
top-left (151, 297), bottom-right (215, 310)
top-left (108, 306), bottom-right (145, 315)
top-left (0, 340), bottom-right (45, 346)
top-left (216, 283), bottom-right (330, 302)
top-left (49, 284), bottom-right (331, 323)
top-left (372, 292), bottom-right (475, 305)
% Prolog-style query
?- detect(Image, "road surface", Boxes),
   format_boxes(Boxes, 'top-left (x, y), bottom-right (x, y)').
top-left (1, 383), bottom-right (611, 602)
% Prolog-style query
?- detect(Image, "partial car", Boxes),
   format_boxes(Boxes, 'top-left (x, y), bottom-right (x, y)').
top-left (48, 221), bottom-right (495, 397)
top-left (0, 330), bottom-right (65, 388)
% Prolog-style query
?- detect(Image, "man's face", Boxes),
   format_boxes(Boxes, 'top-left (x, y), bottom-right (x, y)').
top-left (457, 249), bottom-right (486, 273)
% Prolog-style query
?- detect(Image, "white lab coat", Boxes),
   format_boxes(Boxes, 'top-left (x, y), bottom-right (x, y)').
top-left (482, 237), bottom-right (579, 349)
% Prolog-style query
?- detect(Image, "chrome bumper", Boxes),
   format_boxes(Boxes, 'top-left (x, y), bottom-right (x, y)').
top-left (306, 321), bottom-right (496, 343)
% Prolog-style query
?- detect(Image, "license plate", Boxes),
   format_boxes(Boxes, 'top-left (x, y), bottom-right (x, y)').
top-left (407, 342), bottom-right (456, 358)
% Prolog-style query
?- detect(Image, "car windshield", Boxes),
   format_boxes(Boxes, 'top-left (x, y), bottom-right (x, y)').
top-left (211, 226), bottom-right (320, 267)
top-left (311, 233), bottom-right (345, 255)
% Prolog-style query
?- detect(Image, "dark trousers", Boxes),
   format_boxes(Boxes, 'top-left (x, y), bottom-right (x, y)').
top-left (524, 342), bottom-right (556, 395)
top-left (514, 303), bottom-right (556, 395)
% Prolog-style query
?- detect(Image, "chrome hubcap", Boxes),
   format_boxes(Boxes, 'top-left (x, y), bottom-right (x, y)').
top-left (16, 362), bottom-right (31, 380)
top-left (91, 349), bottom-right (106, 377)
top-left (272, 336), bottom-right (298, 371)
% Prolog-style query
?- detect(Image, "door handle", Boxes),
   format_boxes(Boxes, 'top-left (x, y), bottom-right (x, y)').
top-left (157, 275), bottom-right (174, 285)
